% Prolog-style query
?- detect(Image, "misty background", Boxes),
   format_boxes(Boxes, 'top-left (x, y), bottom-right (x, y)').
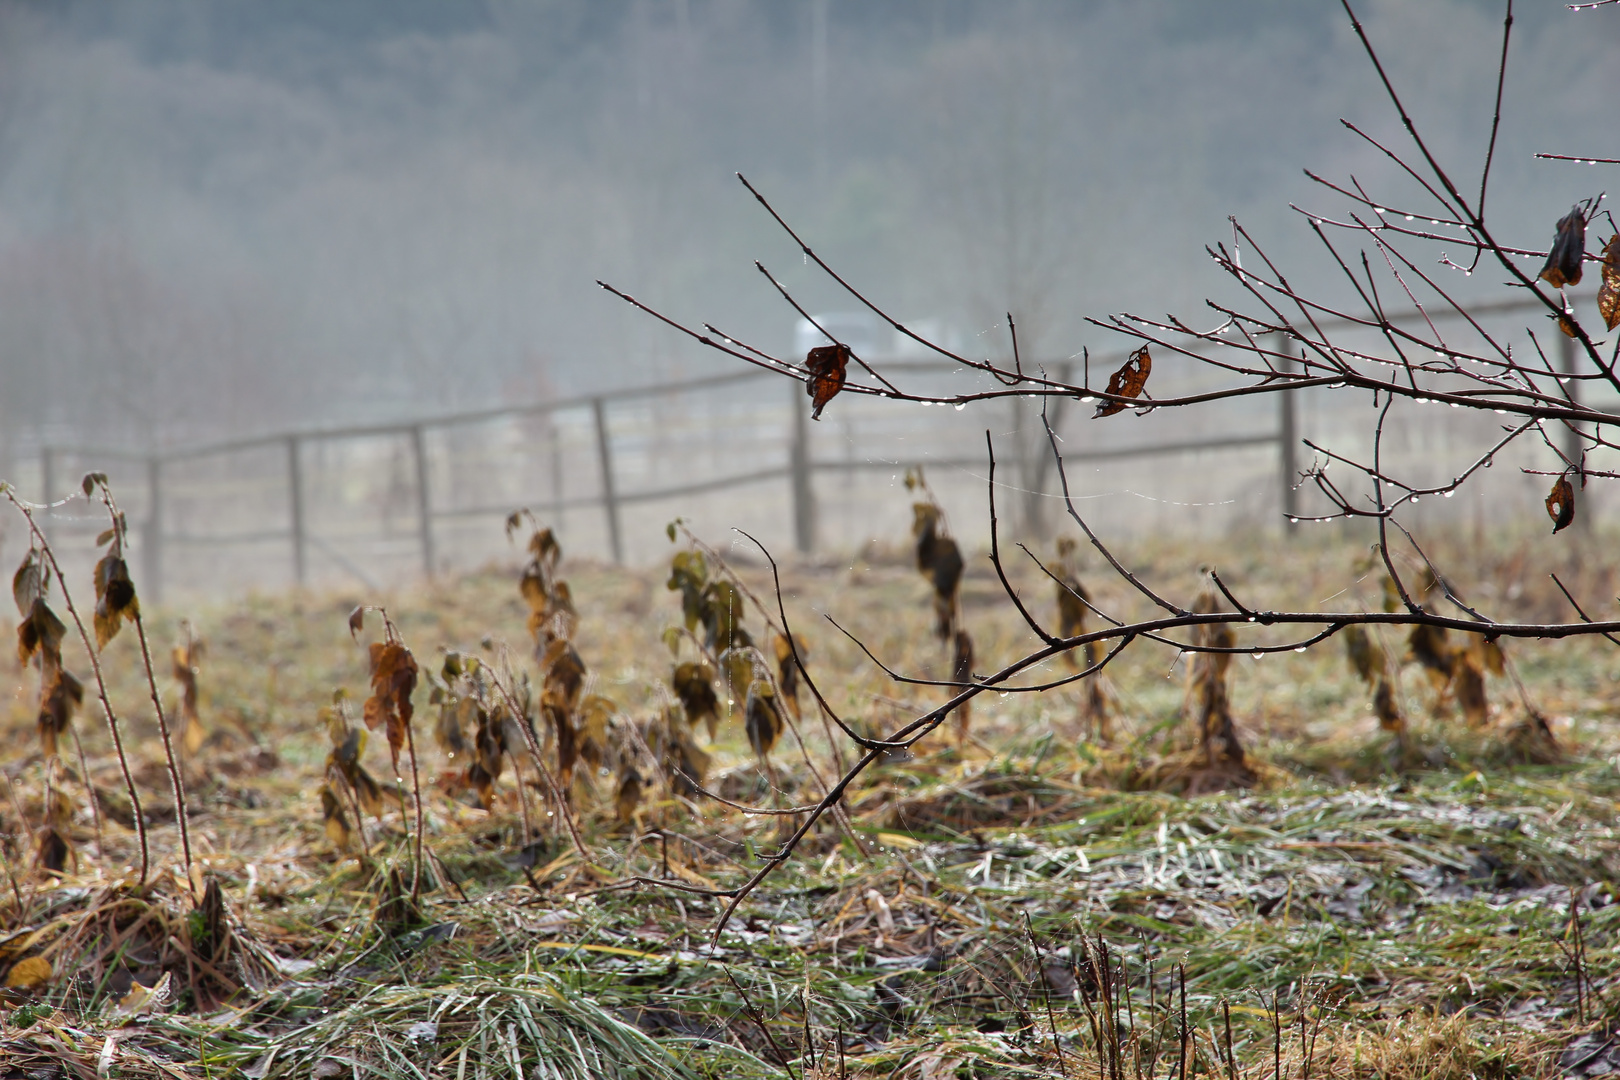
top-left (1, 0), bottom-right (1612, 447)
top-left (0, 1), bottom-right (1614, 591)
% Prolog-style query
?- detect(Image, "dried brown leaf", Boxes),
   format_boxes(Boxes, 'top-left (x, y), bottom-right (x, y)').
top-left (364, 640), bottom-right (418, 769)
top-left (37, 668), bottom-right (82, 760)
top-left (92, 554), bottom-right (138, 649)
top-left (17, 598), bottom-right (66, 669)
top-left (4, 956), bottom-right (51, 991)
top-left (1454, 653), bottom-right (1489, 727)
top-left (672, 661), bottom-right (720, 740)
top-left (615, 767), bottom-right (643, 824)
top-left (1547, 472), bottom-right (1576, 533)
top-left (1599, 234), bottom-right (1620, 331)
top-left (1093, 346), bottom-right (1152, 418)
top-left (12, 550), bottom-right (45, 617)
top-left (1344, 625), bottom-right (1384, 686)
top-left (744, 679), bottom-right (783, 759)
top-left (805, 342), bottom-right (850, 420)
top-left (913, 504), bottom-right (964, 640)
top-left (1539, 205), bottom-right (1587, 288)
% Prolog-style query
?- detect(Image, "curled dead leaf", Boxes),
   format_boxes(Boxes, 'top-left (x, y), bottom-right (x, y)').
top-left (17, 597), bottom-right (66, 668)
top-left (1539, 204), bottom-right (1587, 289)
top-left (1093, 346), bottom-right (1152, 418)
top-left (13, 550), bottom-right (46, 617)
top-left (913, 503), bottom-right (964, 640)
top-left (744, 679), bottom-right (783, 760)
top-left (672, 661), bottom-right (719, 740)
top-left (37, 668), bottom-right (83, 760)
top-left (364, 641), bottom-right (419, 769)
top-left (1546, 472), bottom-right (1576, 533)
top-left (1599, 234), bottom-right (1620, 332)
top-left (805, 342), bottom-right (850, 420)
top-left (92, 554), bottom-right (138, 649)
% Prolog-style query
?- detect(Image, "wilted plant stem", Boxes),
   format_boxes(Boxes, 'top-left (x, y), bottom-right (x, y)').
top-left (485, 660), bottom-right (589, 862)
top-left (67, 722), bottom-right (104, 854)
top-left (131, 612), bottom-right (193, 893)
top-left (95, 480), bottom-right (195, 894)
top-left (403, 716), bottom-right (426, 901)
top-left (1, 488), bottom-right (149, 887)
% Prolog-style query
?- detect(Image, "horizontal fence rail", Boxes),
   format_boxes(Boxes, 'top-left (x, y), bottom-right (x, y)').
top-left (4, 294), bottom-right (1597, 602)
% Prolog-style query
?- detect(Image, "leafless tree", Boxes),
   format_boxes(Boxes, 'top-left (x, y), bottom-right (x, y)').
top-left (599, 0), bottom-right (1620, 931)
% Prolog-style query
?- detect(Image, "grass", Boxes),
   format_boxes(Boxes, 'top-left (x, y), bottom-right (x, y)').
top-left (3, 521), bottom-right (1620, 1078)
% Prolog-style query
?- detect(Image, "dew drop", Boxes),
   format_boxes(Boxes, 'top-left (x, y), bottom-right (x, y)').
top-left (1079, 396), bottom-right (1095, 404)
top-left (1405, 215), bottom-right (1414, 221)
top-left (1252, 652), bottom-right (1264, 661)
top-left (954, 402), bottom-right (966, 411)
top-left (1294, 646), bottom-right (1307, 653)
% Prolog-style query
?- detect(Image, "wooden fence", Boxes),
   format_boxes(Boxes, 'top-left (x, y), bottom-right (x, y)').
top-left (10, 295), bottom-right (1586, 602)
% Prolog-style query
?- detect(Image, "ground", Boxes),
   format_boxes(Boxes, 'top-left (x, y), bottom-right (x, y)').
top-left (2, 523), bottom-right (1619, 1079)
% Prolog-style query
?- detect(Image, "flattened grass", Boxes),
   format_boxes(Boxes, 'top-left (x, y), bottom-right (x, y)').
top-left (4, 526), bottom-right (1620, 1077)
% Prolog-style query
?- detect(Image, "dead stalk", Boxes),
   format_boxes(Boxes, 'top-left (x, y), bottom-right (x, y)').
top-left (1, 484), bottom-right (149, 887)
top-left (94, 479), bottom-right (194, 896)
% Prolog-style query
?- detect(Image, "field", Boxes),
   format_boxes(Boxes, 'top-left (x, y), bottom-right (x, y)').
top-left (4, 518), bottom-right (1620, 1080)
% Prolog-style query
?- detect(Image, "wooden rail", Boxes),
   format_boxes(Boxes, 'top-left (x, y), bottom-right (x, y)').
top-left (25, 292), bottom-right (1573, 600)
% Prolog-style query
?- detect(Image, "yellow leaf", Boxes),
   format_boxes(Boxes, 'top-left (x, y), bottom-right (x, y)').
top-left (876, 832), bottom-right (923, 849)
top-left (4, 955), bottom-right (51, 990)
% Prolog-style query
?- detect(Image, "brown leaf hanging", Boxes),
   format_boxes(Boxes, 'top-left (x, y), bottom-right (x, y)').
top-left (37, 668), bottom-right (83, 760)
top-left (1539, 205), bottom-right (1587, 289)
top-left (912, 503), bottom-right (964, 641)
top-left (17, 597), bottom-right (66, 669)
top-left (364, 641), bottom-right (419, 770)
top-left (1343, 625), bottom-right (1384, 686)
top-left (1546, 472), bottom-right (1576, 533)
top-left (744, 679), bottom-right (784, 760)
top-left (772, 632), bottom-right (803, 721)
top-left (672, 661), bottom-right (720, 741)
top-left (1093, 346), bottom-right (1152, 418)
top-left (92, 553), bottom-right (138, 649)
top-left (13, 549), bottom-right (45, 617)
top-left (805, 342), bottom-right (850, 420)
top-left (1599, 234), bottom-right (1620, 332)
top-left (172, 636), bottom-right (206, 755)
top-left (1453, 652), bottom-right (1489, 727)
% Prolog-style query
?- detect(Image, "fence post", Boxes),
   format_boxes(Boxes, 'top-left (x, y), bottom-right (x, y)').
top-left (410, 425), bottom-right (436, 577)
top-left (592, 398), bottom-right (623, 565)
top-left (790, 380), bottom-right (815, 553)
top-left (286, 436), bottom-right (307, 586)
top-left (549, 420), bottom-right (565, 534)
top-left (1276, 333), bottom-right (1299, 535)
top-left (143, 457), bottom-right (164, 605)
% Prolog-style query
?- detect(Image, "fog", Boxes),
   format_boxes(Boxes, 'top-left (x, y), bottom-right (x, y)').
top-left (0, 0), bottom-right (1613, 455)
